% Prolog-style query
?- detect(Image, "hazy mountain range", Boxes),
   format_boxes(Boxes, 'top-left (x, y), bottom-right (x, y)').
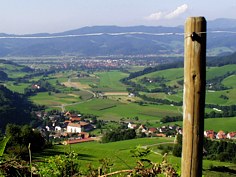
top-left (1, 18), bottom-right (236, 57)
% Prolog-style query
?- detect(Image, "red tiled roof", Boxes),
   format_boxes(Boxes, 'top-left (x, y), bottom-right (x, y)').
top-left (80, 121), bottom-right (89, 126)
top-left (156, 133), bottom-right (166, 137)
top-left (70, 117), bottom-right (81, 122)
top-left (66, 138), bottom-right (95, 144)
top-left (67, 123), bottom-right (81, 128)
top-left (149, 128), bottom-right (157, 132)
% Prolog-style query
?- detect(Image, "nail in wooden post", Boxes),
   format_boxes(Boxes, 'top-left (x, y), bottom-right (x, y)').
top-left (181, 17), bottom-right (206, 177)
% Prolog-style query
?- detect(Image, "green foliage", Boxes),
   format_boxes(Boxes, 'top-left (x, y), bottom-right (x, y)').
top-left (0, 158), bottom-right (33, 177)
top-left (101, 128), bottom-right (136, 143)
top-left (0, 86), bottom-right (35, 132)
top-left (0, 71), bottom-right (8, 81)
top-left (38, 151), bottom-right (81, 177)
top-left (172, 134), bottom-right (182, 157)
top-left (0, 137), bottom-right (10, 156)
top-left (130, 146), bottom-right (151, 159)
top-left (128, 147), bottom-right (179, 177)
top-left (204, 138), bottom-right (236, 163)
top-left (5, 124), bottom-right (45, 156)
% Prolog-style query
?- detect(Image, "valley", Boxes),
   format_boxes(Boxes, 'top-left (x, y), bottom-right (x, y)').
top-left (1, 50), bottom-right (236, 176)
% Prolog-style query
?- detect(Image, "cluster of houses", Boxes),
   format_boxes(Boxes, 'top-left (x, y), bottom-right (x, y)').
top-left (128, 122), bottom-right (236, 140)
top-left (36, 111), bottom-right (96, 144)
top-left (127, 122), bottom-right (182, 137)
top-left (204, 130), bottom-right (236, 140)
top-left (64, 112), bottom-right (94, 133)
top-left (35, 110), bottom-right (236, 145)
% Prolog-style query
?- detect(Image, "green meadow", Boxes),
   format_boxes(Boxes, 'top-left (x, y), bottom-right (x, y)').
top-left (5, 82), bottom-right (30, 94)
top-left (73, 77), bottom-right (99, 85)
top-left (204, 117), bottom-right (236, 132)
top-left (206, 64), bottom-right (236, 80)
top-left (30, 92), bottom-right (82, 106)
top-left (66, 98), bottom-right (181, 122)
top-left (37, 138), bottom-right (175, 172)
top-left (222, 75), bottom-right (236, 88)
top-left (92, 71), bottom-right (128, 92)
top-left (132, 65), bottom-right (236, 106)
top-left (37, 137), bottom-right (235, 176)
top-left (134, 68), bottom-right (184, 81)
top-left (206, 89), bottom-right (236, 105)
top-left (132, 67), bottom-right (184, 90)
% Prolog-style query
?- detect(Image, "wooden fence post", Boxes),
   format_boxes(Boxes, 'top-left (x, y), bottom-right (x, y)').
top-left (181, 17), bottom-right (206, 177)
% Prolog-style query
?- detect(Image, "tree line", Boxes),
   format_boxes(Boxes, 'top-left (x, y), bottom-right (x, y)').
top-left (101, 129), bottom-right (136, 143)
top-left (173, 134), bottom-right (236, 163)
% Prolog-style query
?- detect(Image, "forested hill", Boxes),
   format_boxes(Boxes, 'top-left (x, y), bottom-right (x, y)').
top-left (123, 52), bottom-right (236, 81)
top-left (207, 52), bottom-right (236, 66)
top-left (0, 86), bottom-right (34, 131)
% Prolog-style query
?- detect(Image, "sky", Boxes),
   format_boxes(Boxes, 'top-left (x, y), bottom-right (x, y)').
top-left (0, 0), bottom-right (236, 34)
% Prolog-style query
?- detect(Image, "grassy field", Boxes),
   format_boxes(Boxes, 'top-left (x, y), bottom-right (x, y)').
top-left (132, 67), bottom-right (183, 90)
top-left (134, 68), bottom-right (184, 81)
top-left (36, 137), bottom-right (236, 176)
top-left (60, 70), bottom-right (128, 92)
top-left (0, 62), bottom-right (28, 78)
top-left (66, 98), bottom-right (181, 122)
top-left (222, 75), bottom-right (236, 88)
top-left (204, 117), bottom-right (236, 132)
top-left (37, 137), bottom-right (177, 172)
top-left (30, 92), bottom-right (82, 106)
top-left (5, 82), bottom-right (30, 94)
top-left (73, 77), bottom-right (99, 87)
top-left (133, 64), bottom-right (236, 88)
top-left (206, 64), bottom-right (236, 80)
top-left (206, 89), bottom-right (236, 105)
top-left (131, 65), bottom-right (236, 106)
top-left (92, 71), bottom-right (128, 92)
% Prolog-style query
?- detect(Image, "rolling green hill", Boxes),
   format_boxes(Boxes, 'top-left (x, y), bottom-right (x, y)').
top-left (131, 64), bottom-right (236, 105)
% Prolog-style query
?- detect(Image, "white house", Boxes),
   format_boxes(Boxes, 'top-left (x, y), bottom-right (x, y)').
top-left (128, 122), bottom-right (137, 129)
top-left (67, 123), bottom-right (81, 133)
top-left (227, 132), bottom-right (236, 139)
top-left (55, 126), bottom-right (62, 132)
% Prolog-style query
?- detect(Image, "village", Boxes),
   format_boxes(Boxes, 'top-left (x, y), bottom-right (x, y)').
top-left (34, 110), bottom-right (236, 145)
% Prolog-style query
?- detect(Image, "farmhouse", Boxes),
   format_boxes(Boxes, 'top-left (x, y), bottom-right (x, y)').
top-left (137, 125), bottom-right (148, 133)
top-left (67, 123), bottom-right (81, 133)
top-left (204, 130), bottom-right (216, 139)
top-left (148, 127), bottom-right (157, 134)
top-left (216, 130), bottom-right (226, 139)
top-left (227, 132), bottom-right (236, 139)
top-left (80, 121), bottom-right (94, 131)
top-left (127, 122), bottom-right (137, 129)
top-left (70, 116), bottom-right (81, 122)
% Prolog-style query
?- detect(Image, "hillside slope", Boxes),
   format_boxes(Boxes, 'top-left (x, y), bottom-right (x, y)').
top-left (0, 86), bottom-right (34, 131)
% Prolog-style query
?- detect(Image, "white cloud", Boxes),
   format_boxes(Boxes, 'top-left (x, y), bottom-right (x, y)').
top-left (145, 11), bottom-right (163, 21)
top-left (145, 4), bottom-right (188, 21)
top-left (165, 4), bottom-right (188, 19)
